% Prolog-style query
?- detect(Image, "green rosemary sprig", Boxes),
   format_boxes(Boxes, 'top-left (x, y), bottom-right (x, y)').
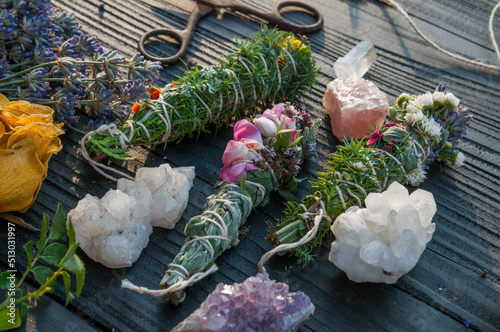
top-left (86, 26), bottom-right (319, 160)
top-left (268, 134), bottom-right (416, 265)
top-left (0, 204), bottom-right (85, 329)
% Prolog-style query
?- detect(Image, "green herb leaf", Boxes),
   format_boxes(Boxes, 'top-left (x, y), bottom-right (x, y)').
top-left (0, 307), bottom-right (21, 330)
top-left (41, 243), bottom-right (68, 266)
top-left (0, 271), bottom-right (13, 290)
top-left (31, 266), bottom-right (53, 286)
top-left (23, 242), bottom-right (33, 268)
top-left (62, 255), bottom-right (84, 275)
top-left (49, 203), bottom-right (66, 241)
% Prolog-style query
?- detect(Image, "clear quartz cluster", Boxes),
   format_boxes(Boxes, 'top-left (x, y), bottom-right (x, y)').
top-left (68, 164), bottom-right (195, 268)
top-left (329, 182), bottom-right (436, 283)
top-left (172, 274), bottom-right (315, 332)
top-left (334, 41), bottom-right (377, 79)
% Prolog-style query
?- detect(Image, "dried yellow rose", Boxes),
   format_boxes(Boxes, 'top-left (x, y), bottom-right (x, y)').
top-left (0, 94), bottom-right (64, 213)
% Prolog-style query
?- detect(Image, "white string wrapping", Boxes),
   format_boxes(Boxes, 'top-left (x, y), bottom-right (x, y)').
top-left (122, 179), bottom-right (266, 296)
top-left (379, 0), bottom-right (500, 71)
top-left (258, 200), bottom-right (332, 275)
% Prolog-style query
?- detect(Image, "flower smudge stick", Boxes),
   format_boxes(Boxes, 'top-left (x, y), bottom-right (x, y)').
top-left (122, 103), bottom-right (321, 304)
top-left (83, 27), bottom-right (318, 180)
top-left (267, 84), bottom-right (472, 265)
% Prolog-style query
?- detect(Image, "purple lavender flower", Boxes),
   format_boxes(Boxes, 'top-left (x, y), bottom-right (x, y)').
top-left (51, 87), bottom-right (79, 123)
top-left (57, 35), bottom-right (80, 58)
top-left (77, 34), bottom-right (101, 56)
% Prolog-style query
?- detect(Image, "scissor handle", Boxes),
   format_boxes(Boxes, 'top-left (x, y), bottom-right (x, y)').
top-left (138, 4), bottom-right (213, 65)
top-left (269, 1), bottom-right (323, 34)
top-left (138, 28), bottom-right (190, 65)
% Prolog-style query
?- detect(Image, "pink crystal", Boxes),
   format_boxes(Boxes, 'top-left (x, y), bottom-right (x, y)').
top-left (323, 78), bottom-right (389, 141)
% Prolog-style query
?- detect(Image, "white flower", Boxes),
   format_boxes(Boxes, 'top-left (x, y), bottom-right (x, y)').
top-left (406, 103), bottom-right (421, 114)
top-left (432, 91), bottom-right (446, 104)
top-left (405, 163), bottom-right (427, 186)
top-left (416, 92), bottom-right (434, 107)
top-left (445, 92), bottom-right (460, 108)
top-left (253, 117), bottom-right (277, 138)
top-left (417, 117), bottom-right (442, 139)
top-left (349, 161), bottom-right (367, 172)
top-left (453, 151), bottom-right (465, 167)
top-left (404, 110), bottom-right (425, 125)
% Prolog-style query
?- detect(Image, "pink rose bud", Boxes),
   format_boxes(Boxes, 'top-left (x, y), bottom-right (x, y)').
top-left (234, 119), bottom-right (263, 145)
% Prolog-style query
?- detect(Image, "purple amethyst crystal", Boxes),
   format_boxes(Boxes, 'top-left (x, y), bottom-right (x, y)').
top-left (173, 274), bottom-right (315, 331)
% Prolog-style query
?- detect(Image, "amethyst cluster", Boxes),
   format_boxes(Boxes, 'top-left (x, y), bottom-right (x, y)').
top-left (0, 0), bottom-right (161, 126)
top-left (173, 274), bottom-right (315, 332)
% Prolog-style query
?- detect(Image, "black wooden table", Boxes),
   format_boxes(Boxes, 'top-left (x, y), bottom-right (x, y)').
top-left (1, 0), bottom-right (499, 331)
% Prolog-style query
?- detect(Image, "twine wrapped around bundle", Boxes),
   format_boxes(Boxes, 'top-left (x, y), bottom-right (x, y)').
top-left (83, 26), bottom-right (318, 181)
top-left (122, 174), bottom-right (271, 304)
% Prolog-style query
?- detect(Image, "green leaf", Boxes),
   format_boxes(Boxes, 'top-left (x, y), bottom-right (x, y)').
top-left (23, 242), bottom-right (33, 268)
top-left (0, 307), bottom-right (21, 330)
top-left (67, 218), bottom-right (76, 247)
top-left (64, 292), bottom-right (75, 307)
top-left (76, 269), bottom-right (85, 297)
top-left (49, 203), bottom-right (66, 241)
top-left (60, 271), bottom-right (75, 306)
top-left (36, 214), bottom-right (50, 252)
top-left (41, 243), bottom-right (68, 266)
top-left (59, 243), bottom-right (79, 266)
top-left (62, 254), bottom-right (84, 275)
top-left (278, 187), bottom-right (297, 202)
top-left (31, 266), bottom-right (53, 286)
top-left (0, 271), bottom-right (14, 290)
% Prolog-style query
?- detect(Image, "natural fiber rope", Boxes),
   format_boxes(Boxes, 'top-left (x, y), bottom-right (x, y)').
top-left (490, 2), bottom-right (500, 61)
top-left (258, 200), bottom-right (332, 275)
top-left (379, 0), bottom-right (500, 71)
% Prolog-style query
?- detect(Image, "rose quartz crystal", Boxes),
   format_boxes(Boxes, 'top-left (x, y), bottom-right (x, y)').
top-left (323, 78), bottom-right (389, 141)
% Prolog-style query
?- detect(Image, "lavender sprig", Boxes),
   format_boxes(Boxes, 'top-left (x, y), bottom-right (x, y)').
top-left (0, 0), bottom-right (162, 126)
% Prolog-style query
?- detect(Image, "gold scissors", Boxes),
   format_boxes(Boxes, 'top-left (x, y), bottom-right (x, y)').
top-left (138, 0), bottom-right (323, 65)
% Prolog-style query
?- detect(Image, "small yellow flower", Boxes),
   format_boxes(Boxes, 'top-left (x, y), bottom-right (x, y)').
top-left (281, 36), bottom-right (306, 51)
top-left (0, 94), bottom-right (64, 213)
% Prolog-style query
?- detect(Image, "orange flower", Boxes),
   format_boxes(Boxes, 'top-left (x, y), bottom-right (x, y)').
top-left (172, 81), bottom-right (178, 88)
top-left (0, 94), bottom-right (64, 213)
top-left (147, 86), bottom-right (161, 100)
top-left (131, 104), bottom-right (140, 113)
top-left (278, 57), bottom-right (287, 68)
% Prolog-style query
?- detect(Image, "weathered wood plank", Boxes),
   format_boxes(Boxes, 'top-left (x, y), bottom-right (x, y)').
top-left (1, 0), bottom-right (499, 330)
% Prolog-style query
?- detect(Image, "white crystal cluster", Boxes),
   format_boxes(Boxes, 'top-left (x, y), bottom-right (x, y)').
top-left (329, 182), bottom-right (436, 283)
top-left (68, 164), bottom-right (195, 268)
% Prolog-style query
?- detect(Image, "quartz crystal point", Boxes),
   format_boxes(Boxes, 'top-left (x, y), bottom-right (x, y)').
top-left (68, 164), bottom-right (195, 268)
top-left (329, 182), bottom-right (436, 283)
top-left (334, 41), bottom-right (377, 79)
top-left (323, 78), bottom-right (388, 141)
top-left (172, 274), bottom-right (315, 332)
